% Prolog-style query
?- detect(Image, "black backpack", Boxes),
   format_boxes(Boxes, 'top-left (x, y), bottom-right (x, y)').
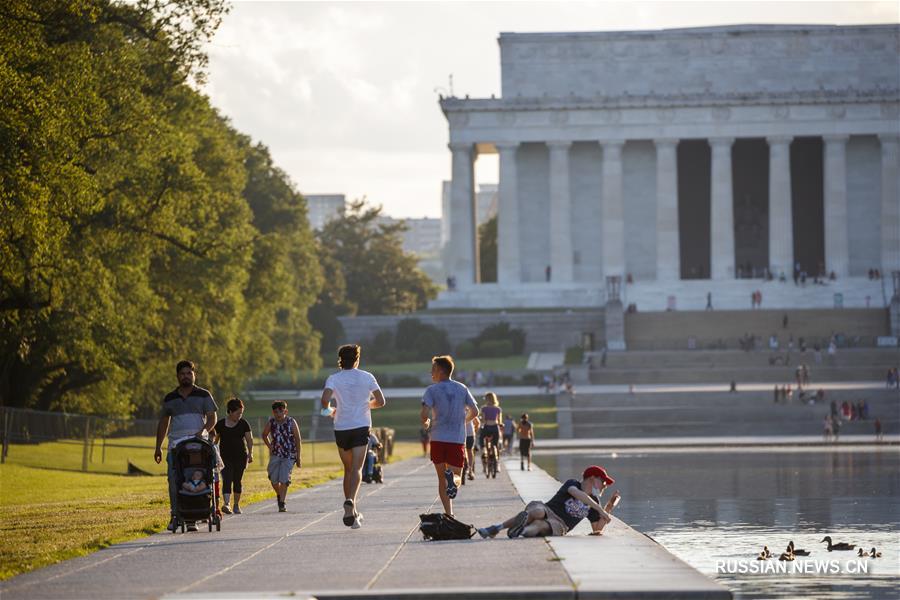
top-left (419, 513), bottom-right (475, 541)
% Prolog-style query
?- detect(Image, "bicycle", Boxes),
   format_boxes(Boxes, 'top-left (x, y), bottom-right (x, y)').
top-left (482, 435), bottom-right (500, 479)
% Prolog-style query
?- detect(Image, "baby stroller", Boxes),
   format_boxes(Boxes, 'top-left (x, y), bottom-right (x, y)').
top-left (362, 434), bottom-right (384, 484)
top-left (172, 436), bottom-right (221, 533)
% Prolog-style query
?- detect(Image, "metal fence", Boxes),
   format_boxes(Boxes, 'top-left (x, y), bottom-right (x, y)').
top-left (0, 406), bottom-right (393, 473)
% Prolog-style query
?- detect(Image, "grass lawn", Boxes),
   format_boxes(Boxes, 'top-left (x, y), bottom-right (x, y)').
top-left (0, 441), bottom-right (421, 581)
top-left (247, 395), bottom-right (558, 441)
top-left (2, 436), bottom-right (363, 476)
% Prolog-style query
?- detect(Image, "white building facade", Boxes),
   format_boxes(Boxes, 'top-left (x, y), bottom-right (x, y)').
top-left (305, 194), bottom-right (346, 231)
top-left (434, 24), bottom-right (900, 310)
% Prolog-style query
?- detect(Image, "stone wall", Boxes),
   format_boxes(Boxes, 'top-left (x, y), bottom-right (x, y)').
top-left (500, 25), bottom-right (899, 99)
top-left (337, 310), bottom-right (606, 353)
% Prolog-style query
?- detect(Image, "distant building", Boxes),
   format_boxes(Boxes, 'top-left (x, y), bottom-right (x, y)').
top-left (377, 215), bottom-right (443, 284)
top-left (305, 194), bottom-right (346, 230)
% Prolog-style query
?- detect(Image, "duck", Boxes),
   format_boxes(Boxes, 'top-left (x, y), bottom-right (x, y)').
top-left (778, 550), bottom-right (795, 562)
top-left (762, 545), bottom-right (774, 558)
top-left (858, 548), bottom-right (866, 557)
top-left (756, 551), bottom-right (768, 561)
top-left (787, 540), bottom-right (810, 556)
top-left (869, 548), bottom-right (882, 558)
top-left (821, 536), bottom-right (855, 551)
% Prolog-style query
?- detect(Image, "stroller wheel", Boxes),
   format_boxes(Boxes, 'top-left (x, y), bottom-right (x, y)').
top-left (216, 519), bottom-right (221, 532)
top-left (180, 523), bottom-right (185, 533)
top-left (208, 520), bottom-right (213, 532)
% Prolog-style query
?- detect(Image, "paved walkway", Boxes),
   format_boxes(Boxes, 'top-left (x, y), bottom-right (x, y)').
top-left (0, 457), bottom-right (571, 599)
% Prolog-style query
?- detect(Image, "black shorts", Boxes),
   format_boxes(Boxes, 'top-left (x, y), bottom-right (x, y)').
top-left (520, 439), bottom-right (532, 456)
top-left (466, 435), bottom-right (475, 450)
top-left (334, 426), bottom-right (370, 451)
top-left (482, 424), bottom-right (500, 445)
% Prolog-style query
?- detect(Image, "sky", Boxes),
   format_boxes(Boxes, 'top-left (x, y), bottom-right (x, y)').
top-left (203, 1), bottom-right (899, 219)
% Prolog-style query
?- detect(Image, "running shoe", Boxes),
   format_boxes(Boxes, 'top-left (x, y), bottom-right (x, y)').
top-left (478, 525), bottom-right (501, 539)
top-left (167, 516), bottom-right (178, 532)
top-left (186, 522), bottom-right (198, 532)
top-left (233, 505), bottom-right (242, 514)
top-left (507, 511), bottom-right (529, 538)
top-left (342, 499), bottom-right (355, 526)
top-left (278, 501), bottom-right (286, 512)
top-left (468, 470), bottom-right (474, 481)
top-left (351, 512), bottom-right (364, 529)
top-left (444, 468), bottom-right (458, 499)
top-left (222, 505), bottom-right (232, 514)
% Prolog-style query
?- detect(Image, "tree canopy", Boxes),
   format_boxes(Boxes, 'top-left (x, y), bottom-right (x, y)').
top-left (0, 0), bottom-right (322, 414)
top-left (315, 201), bottom-right (438, 318)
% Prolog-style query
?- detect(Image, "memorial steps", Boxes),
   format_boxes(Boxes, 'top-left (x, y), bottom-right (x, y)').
top-left (560, 387), bottom-right (899, 438)
top-left (624, 307), bottom-right (889, 350)
top-left (430, 277), bottom-right (889, 311)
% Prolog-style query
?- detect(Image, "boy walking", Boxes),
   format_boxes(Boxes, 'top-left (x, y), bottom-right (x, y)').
top-left (262, 401), bottom-right (302, 512)
top-left (320, 344), bottom-right (386, 529)
top-left (421, 355), bottom-right (479, 516)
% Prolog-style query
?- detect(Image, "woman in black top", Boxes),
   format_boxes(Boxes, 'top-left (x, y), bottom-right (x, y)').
top-left (215, 397), bottom-right (253, 514)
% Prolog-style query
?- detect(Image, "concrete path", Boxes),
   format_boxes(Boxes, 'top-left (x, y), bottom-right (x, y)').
top-left (0, 457), bottom-right (571, 600)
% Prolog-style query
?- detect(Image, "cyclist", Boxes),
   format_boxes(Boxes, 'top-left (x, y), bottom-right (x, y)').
top-left (480, 392), bottom-right (503, 475)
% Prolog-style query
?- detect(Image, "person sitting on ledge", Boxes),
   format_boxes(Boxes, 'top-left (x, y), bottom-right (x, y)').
top-left (477, 465), bottom-right (620, 539)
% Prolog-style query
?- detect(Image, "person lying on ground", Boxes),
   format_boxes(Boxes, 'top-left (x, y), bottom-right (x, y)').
top-left (477, 465), bottom-right (620, 539)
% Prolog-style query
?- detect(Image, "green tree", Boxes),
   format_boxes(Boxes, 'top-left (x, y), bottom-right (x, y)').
top-left (317, 200), bottom-right (438, 316)
top-left (0, 0), bottom-right (322, 414)
top-left (478, 214), bottom-right (497, 283)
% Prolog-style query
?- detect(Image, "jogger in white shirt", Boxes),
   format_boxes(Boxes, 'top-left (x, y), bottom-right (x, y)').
top-left (320, 344), bottom-right (386, 528)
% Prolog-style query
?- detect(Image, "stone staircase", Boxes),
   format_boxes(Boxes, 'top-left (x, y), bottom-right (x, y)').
top-left (624, 308), bottom-right (890, 350)
top-left (560, 387), bottom-right (900, 438)
top-left (589, 348), bottom-right (899, 384)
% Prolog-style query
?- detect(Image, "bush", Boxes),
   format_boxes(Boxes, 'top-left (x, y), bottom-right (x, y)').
top-left (472, 322), bottom-right (526, 355)
top-left (564, 345), bottom-right (584, 365)
top-left (479, 340), bottom-right (514, 357)
top-left (395, 318), bottom-right (451, 360)
top-left (365, 330), bottom-right (397, 364)
top-left (456, 340), bottom-right (478, 358)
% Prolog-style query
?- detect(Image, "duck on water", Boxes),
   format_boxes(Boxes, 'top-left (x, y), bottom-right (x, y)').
top-left (821, 536), bottom-right (856, 551)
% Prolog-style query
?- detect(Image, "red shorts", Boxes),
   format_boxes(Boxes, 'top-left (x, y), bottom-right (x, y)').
top-left (430, 440), bottom-right (465, 468)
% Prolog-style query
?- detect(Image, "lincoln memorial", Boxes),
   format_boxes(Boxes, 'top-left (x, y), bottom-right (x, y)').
top-left (432, 24), bottom-right (900, 311)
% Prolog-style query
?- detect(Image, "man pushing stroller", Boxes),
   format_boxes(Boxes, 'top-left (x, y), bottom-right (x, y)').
top-left (154, 360), bottom-right (218, 533)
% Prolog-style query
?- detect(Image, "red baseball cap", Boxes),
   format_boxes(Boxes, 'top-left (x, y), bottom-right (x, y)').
top-left (582, 465), bottom-right (614, 485)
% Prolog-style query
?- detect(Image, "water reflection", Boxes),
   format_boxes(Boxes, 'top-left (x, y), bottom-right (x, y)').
top-left (535, 449), bottom-right (900, 599)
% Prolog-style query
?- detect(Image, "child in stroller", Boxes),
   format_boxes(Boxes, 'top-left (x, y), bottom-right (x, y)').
top-left (362, 431), bottom-right (383, 484)
top-left (172, 437), bottom-right (222, 533)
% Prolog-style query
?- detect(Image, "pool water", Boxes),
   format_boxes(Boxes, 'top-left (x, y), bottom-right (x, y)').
top-left (534, 448), bottom-right (900, 599)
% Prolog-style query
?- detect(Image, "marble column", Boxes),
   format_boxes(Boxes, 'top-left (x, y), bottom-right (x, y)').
top-left (879, 134), bottom-right (900, 273)
top-left (710, 137), bottom-right (735, 279)
top-left (767, 136), bottom-right (794, 279)
top-left (823, 135), bottom-right (849, 278)
top-left (601, 141), bottom-right (625, 279)
top-left (655, 139), bottom-right (680, 281)
top-left (496, 142), bottom-right (521, 284)
top-left (548, 141), bottom-right (574, 282)
top-left (448, 142), bottom-right (476, 287)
